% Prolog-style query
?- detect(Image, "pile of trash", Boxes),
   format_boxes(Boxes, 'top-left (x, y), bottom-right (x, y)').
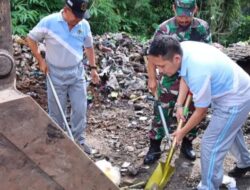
top-left (223, 41), bottom-right (250, 75)
top-left (89, 33), bottom-right (149, 103)
top-left (224, 41), bottom-right (250, 62)
top-left (13, 36), bottom-right (47, 110)
top-left (13, 33), bottom-right (150, 107)
top-left (13, 34), bottom-right (250, 105)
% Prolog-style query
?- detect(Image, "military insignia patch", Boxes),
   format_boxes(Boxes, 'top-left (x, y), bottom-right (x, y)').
top-left (77, 29), bottom-right (83, 34)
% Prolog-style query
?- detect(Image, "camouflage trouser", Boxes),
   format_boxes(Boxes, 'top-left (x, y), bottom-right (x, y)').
top-left (149, 74), bottom-right (199, 142)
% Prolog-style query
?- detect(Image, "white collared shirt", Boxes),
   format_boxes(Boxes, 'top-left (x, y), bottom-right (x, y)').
top-left (180, 41), bottom-right (250, 107)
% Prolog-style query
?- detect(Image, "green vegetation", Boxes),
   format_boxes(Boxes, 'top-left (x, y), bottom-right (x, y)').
top-left (88, 0), bottom-right (121, 34)
top-left (11, 0), bottom-right (63, 35)
top-left (197, 0), bottom-right (249, 45)
top-left (227, 15), bottom-right (250, 44)
top-left (10, 0), bottom-right (250, 45)
top-left (112, 0), bottom-right (172, 37)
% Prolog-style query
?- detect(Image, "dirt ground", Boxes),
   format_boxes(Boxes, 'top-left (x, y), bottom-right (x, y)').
top-left (85, 96), bottom-right (250, 190)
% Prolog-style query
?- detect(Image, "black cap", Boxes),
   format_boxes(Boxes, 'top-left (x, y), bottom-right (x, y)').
top-left (65, 0), bottom-right (88, 19)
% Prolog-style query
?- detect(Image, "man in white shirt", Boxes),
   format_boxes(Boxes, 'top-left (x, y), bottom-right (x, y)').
top-left (146, 35), bottom-right (250, 190)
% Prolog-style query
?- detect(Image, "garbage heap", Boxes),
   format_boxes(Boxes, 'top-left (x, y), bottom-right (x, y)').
top-left (13, 34), bottom-right (250, 107)
top-left (13, 33), bottom-right (149, 108)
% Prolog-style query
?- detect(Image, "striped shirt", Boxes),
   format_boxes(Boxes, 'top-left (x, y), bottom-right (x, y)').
top-left (28, 11), bottom-right (93, 68)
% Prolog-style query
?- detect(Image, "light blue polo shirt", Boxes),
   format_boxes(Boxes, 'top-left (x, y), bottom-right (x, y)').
top-left (28, 11), bottom-right (93, 68)
top-left (180, 41), bottom-right (250, 107)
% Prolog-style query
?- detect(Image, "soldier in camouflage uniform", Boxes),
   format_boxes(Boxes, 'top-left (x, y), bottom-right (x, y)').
top-left (144, 0), bottom-right (212, 164)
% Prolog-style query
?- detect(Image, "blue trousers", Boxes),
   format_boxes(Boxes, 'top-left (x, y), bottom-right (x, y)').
top-left (47, 63), bottom-right (87, 144)
top-left (198, 99), bottom-right (250, 190)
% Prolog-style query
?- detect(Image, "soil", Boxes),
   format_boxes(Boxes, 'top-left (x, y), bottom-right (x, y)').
top-left (85, 91), bottom-right (250, 190)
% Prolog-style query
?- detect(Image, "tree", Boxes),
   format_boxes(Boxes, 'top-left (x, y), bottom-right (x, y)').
top-left (197, 0), bottom-right (242, 44)
top-left (10, 0), bottom-right (248, 44)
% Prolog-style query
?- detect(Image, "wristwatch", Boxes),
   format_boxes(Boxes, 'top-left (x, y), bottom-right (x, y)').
top-left (175, 103), bottom-right (183, 108)
top-left (89, 65), bottom-right (97, 70)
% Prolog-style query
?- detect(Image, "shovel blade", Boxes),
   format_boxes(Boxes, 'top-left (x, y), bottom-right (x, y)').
top-left (145, 162), bottom-right (175, 190)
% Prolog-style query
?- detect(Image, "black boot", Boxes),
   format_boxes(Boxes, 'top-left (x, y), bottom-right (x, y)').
top-left (228, 165), bottom-right (250, 178)
top-left (180, 137), bottom-right (196, 161)
top-left (144, 139), bottom-right (162, 165)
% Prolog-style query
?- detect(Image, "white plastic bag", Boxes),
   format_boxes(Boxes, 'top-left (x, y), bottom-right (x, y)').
top-left (95, 159), bottom-right (121, 186)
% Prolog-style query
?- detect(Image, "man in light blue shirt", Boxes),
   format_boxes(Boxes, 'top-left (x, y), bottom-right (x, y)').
top-left (147, 35), bottom-right (250, 190)
top-left (27, 0), bottom-right (99, 154)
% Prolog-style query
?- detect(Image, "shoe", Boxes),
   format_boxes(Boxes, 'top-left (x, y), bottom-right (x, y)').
top-left (79, 142), bottom-right (97, 155)
top-left (228, 165), bottom-right (250, 178)
top-left (144, 139), bottom-right (162, 165)
top-left (180, 137), bottom-right (196, 161)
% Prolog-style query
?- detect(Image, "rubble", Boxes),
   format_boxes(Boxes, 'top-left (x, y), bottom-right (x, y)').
top-left (224, 41), bottom-right (250, 62)
top-left (13, 34), bottom-right (250, 189)
top-left (223, 41), bottom-right (250, 75)
top-left (13, 35), bottom-right (48, 110)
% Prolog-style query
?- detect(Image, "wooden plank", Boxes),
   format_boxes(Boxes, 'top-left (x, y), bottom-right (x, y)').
top-left (0, 96), bottom-right (119, 190)
top-left (0, 0), bottom-right (12, 52)
top-left (0, 0), bottom-right (15, 88)
top-left (0, 133), bottom-right (64, 190)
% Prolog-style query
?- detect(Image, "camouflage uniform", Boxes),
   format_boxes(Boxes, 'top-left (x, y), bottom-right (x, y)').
top-left (149, 17), bottom-right (212, 141)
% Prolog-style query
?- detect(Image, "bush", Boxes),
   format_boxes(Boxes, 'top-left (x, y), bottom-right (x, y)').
top-left (11, 0), bottom-right (63, 35)
top-left (112, 0), bottom-right (173, 37)
top-left (88, 0), bottom-right (121, 34)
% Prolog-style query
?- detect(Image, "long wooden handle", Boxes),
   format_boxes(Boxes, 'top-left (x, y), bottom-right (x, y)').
top-left (143, 55), bottom-right (148, 67)
top-left (144, 55), bottom-right (158, 97)
top-left (164, 93), bottom-right (192, 167)
top-left (172, 93), bottom-right (192, 146)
